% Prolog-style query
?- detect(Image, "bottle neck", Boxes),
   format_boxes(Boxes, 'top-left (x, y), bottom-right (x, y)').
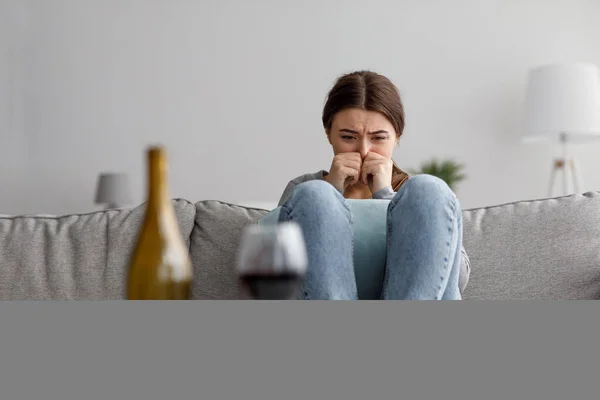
top-left (146, 148), bottom-right (170, 208)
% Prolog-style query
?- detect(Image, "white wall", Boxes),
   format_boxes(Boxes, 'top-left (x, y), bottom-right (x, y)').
top-left (1, 0), bottom-right (32, 212)
top-left (2, 0), bottom-right (600, 215)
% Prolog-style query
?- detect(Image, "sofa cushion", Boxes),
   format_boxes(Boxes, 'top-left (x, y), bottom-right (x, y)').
top-left (190, 200), bottom-right (267, 299)
top-left (0, 199), bottom-right (196, 300)
top-left (461, 191), bottom-right (600, 300)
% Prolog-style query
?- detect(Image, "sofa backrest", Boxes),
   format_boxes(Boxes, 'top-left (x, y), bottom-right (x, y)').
top-left (0, 199), bottom-right (196, 300)
top-left (189, 200), bottom-right (268, 299)
top-left (461, 191), bottom-right (600, 300)
top-left (190, 192), bottom-right (600, 300)
top-left (2, 192), bottom-right (599, 300)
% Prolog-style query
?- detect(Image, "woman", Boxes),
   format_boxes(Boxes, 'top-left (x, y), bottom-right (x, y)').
top-left (277, 70), bottom-right (471, 300)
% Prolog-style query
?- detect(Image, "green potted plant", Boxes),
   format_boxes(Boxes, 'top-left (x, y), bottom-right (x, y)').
top-left (409, 158), bottom-right (467, 191)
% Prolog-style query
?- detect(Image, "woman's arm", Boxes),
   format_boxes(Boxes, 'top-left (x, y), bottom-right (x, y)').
top-left (277, 171), bottom-right (328, 207)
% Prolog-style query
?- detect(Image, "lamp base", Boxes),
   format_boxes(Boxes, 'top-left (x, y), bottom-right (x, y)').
top-left (547, 133), bottom-right (584, 197)
top-left (547, 157), bottom-right (583, 197)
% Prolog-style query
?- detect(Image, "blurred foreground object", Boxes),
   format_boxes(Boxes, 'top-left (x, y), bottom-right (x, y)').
top-left (522, 63), bottom-right (600, 196)
top-left (95, 173), bottom-right (132, 209)
top-left (126, 146), bottom-right (192, 300)
top-left (236, 223), bottom-right (307, 300)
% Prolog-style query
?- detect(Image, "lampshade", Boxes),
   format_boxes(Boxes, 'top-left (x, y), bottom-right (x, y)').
top-left (522, 63), bottom-right (600, 143)
top-left (95, 173), bottom-right (132, 207)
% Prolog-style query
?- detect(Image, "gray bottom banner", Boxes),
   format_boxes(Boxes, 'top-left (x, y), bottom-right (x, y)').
top-left (0, 301), bottom-right (598, 400)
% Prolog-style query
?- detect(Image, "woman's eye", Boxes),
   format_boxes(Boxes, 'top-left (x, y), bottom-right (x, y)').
top-left (342, 136), bottom-right (354, 140)
top-left (374, 137), bottom-right (387, 141)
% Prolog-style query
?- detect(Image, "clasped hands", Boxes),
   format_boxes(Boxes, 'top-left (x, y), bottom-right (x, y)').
top-left (324, 152), bottom-right (393, 195)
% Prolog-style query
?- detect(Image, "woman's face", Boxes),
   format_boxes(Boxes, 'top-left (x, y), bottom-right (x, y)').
top-left (327, 108), bottom-right (398, 159)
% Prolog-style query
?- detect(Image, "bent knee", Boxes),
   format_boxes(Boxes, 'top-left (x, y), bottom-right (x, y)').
top-left (402, 174), bottom-right (450, 194)
top-left (290, 180), bottom-right (342, 204)
top-left (394, 174), bottom-right (458, 207)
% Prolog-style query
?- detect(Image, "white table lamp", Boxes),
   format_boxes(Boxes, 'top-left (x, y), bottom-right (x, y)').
top-left (522, 63), bottom-right (600, 196)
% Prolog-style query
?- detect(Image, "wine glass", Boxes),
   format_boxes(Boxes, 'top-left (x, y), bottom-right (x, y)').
top-left (236, 222), bottom-right (308, 300)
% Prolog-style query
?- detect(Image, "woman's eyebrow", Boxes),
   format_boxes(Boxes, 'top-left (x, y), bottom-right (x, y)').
top-left (339, 128), bottom-right (389, 135)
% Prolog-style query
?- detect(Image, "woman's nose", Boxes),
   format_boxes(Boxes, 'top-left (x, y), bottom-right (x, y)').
top-left (358, 140), bottom-right (370, 158)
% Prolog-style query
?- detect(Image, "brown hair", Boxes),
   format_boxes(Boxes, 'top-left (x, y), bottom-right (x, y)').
top-left (322, 70), bottom-right (409, 191)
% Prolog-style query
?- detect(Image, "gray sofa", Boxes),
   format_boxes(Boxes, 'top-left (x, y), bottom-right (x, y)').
top-left (1, 191), bottom-right (599, 300)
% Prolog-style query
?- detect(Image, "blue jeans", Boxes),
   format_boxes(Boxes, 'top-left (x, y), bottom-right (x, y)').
top-left (277, 175), bottom-right (463, 300)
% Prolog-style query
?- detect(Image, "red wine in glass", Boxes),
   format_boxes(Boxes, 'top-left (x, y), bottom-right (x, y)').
top-left (236, 222), bottom-right (307, 300)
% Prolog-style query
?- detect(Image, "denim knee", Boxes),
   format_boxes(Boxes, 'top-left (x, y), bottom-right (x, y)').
top-left (289, 180), bottom-right (344, 208)
top-left (391, 174), bottom-right (459, 210)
